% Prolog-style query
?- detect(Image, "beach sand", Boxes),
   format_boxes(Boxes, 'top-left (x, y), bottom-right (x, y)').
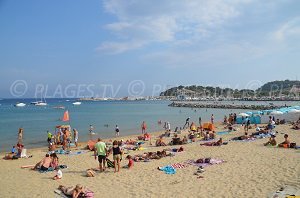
top-left (0, 124), bottom-right (299, 198)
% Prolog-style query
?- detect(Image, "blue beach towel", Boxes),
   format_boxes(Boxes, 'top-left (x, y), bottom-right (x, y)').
top-left (159, 165), bottom-right (176, 174)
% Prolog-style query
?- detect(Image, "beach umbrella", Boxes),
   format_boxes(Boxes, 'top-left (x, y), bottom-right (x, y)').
top-left (288, 109), bottom-right (300, 114)
top-left (270, 111), bottom-right (283, 115)
top-left (239, 113), bottom-right (249, 117)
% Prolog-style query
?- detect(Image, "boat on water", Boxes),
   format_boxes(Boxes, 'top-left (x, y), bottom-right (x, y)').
top-left (72, 101), bottom-right (82, 105)
top-left (15, 102), bottom-right (26, 107)
top-left (35, 101), bottom-right (47, 106)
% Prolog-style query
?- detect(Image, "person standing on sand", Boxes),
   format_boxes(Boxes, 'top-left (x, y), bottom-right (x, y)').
top-left (183, 117), bottom-right (190, 129)
top-left (73, 129), bottom-right (78, 147)
top-left (211, 114), bottom-right (214, 124)
top-left (115, 125), bottom-right (120, 137)
top-left (199, 117), bottom-right (202, 126)
top-left (141, 121), bottom-right (147, 134)
top-left (94, 138), bottom-right (107, 172)
top-left (112, 140), bottom-right (122, 173)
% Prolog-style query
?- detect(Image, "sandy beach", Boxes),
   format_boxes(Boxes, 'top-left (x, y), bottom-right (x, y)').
top-left (0, 123), bottom-right (299, 198)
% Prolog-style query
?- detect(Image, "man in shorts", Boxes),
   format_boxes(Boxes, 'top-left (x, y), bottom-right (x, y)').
top-left (94, 138), bottom-right (107, 172)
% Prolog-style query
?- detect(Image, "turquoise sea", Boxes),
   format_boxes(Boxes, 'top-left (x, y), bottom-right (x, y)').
top-left (0, 99), bottom-right (298, 152)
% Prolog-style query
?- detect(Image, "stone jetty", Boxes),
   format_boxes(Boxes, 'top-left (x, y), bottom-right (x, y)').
top-left (169, 101), bottom-right (289, 110)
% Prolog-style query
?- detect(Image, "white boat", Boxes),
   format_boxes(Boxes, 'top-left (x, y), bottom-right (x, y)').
top-left (35, 102), bottom-right (47, 106)
top-left (72, 101), bottom-right (81, 105)
top-left (15, 102), bottom-right (26, 107)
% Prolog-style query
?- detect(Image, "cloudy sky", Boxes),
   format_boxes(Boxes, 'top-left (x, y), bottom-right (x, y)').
top-left (0, 0), bottom-right (299, 98)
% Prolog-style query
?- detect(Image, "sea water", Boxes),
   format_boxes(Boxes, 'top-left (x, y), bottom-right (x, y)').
top-left (0, 99), bottom-right (298, 152)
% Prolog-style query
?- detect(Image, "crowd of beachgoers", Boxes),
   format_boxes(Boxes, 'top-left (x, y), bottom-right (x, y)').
top-left (2, 112), bottom-right (300, 197)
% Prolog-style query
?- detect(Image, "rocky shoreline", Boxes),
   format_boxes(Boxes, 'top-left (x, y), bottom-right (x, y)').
top-left (169, 102), bottom-right (288, 110)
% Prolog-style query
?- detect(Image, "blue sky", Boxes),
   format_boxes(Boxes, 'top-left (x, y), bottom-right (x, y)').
top-left (0, 0), bottom-right (300, 98)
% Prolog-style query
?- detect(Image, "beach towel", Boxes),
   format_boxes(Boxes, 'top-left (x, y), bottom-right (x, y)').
top-left (186, 159), bottom-right (225, 168)
top-left (170, 163), bottom-right (189, 169)
top-left (158, 165), bottom-right (176, 174)
top-left (67, 150), bottom-right (87, 156)
top-left (230, 138), bottom-right (256, 142)
top-left (54, 189), bottom-right (70, 198)
top-left (39, 165), bottom-right (68, 173)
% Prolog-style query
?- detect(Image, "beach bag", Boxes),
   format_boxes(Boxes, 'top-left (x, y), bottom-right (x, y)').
top-left (289, 143), bottom-right (296, 149)
top-left (106, 158), bottom-right (115, 168)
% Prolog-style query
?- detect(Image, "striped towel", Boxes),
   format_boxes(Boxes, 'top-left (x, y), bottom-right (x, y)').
top-left (171, 163), bottom-right (189, 169)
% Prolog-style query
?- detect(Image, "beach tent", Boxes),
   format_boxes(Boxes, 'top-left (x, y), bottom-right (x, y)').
top-left (236, 116), bottom-right (261, 124)
top-left (202, 123), bottom-right (215, 131)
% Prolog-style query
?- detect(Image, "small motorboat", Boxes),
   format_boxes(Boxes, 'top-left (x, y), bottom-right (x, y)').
top-left (72, 102), bottom-right (81, 105)
top-left (15, 102), bottom-right (26, 107)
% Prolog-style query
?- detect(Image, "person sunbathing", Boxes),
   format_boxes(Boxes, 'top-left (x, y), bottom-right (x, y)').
top-left (200, 138), bottom-right (223, 146)
top-left (171, 146), bottom-right (184, 152)
top-left (171, 134), bottom-right (181, 145)
top-left (155, 137), bottom-right (167, 147)
top-left (264, 135), bottom-right (277, 146)
top-left (232, 133), bottom-right (250, 141)
top-left (32, 153), bottom-right (52, 171)
top-left (125, 139), bottom-right (136, 145)
top-left (210, 131), bottom-right (216, 140)
top-left (58, 184), bottom-right (85, 198)
top-left (278, 134), bottom-right (290, 148)
top-left (292, 123), bottom-right (300, 130)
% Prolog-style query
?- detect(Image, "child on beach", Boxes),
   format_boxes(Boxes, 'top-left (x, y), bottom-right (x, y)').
top-left (123, 155), bottom-right (134, 169)
top-left (53, 167), bottom-right (62, 180)
top-left (264, 135), bottom-right (277, 146)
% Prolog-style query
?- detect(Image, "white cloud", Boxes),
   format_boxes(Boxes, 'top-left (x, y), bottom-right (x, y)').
top-left (272, 17), bottom-right (300, 41)
top-left (98, 0), bottom-right (253, 54)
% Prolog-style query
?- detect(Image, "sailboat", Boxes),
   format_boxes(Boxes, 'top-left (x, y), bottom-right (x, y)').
top-left (34, 94), bottom-right (47, 106)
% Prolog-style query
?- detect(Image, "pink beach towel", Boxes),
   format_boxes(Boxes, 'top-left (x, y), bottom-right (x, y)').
top-left (170, 163), bottom-right (189, 169)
